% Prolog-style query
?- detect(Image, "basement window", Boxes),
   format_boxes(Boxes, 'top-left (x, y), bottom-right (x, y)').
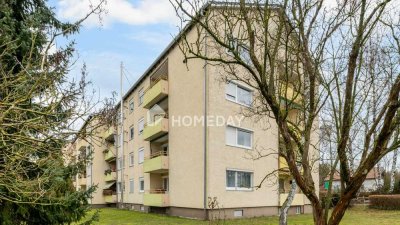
top-left (234, 210), bottom-right (243, 217)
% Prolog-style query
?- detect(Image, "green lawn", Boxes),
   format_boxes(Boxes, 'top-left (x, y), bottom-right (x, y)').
top-left (80, 206), bottom-right (400, 225)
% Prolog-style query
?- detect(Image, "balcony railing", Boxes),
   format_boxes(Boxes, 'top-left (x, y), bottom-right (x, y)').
top-left (144, 190), bottom-right (169, 207)
top-left (104, 194), bottom-right (117, 203)
top-left (103, 149), bottom-right (116, 161)
top-left (103, 127), bottom-right (115, 142)
top-left (143, 118), bottom-right (169, 141)
top-left (104, 171), bottom-right (117, 182)
top-left (78, 177), bottom-right (87, 185)
top-left (279, 156), bottom-right (290, 177)
top-left (279, 193), bottom-right (305, 206)
top-left (143, 78), bottom-right (168, 109)
top-left (143, 151), bottom-right (169, 173)
top-left (279, 84), bottom-right (302, 106)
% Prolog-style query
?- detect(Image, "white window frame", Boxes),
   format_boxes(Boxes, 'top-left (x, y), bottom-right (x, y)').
top-left (296, 206), bottom-right (301, 214)
top-left (115, 134), bottom-right (121, 147)
top-left (225, 81), bottom-right (252, 107)
top-left (138, 87), bottom-right (144, 105)
top-left (138, 118), bottom-right (144, 135)
top-left (129, 179), bottom-right (134, 193)
top-left (234, 210), bottom-right (244, 217)
top-left (129, 152), bottom-right (134, 167)
top-left (138, 148), bottom-right (144, 164)
top-left (139, 177), bottom-right (144, 193)
top-left (129, 126), bottom-right (134, 140)
top-left (117, 157), bottom-right (122, 170)
top-left (129, 98), bottom-right (134, 113)
top-left (117, 182), bottom-right (122, 193)
top-left (226, 169), bottom-right (253, 191)
top-left (226, 125), bottom-right (253, 149)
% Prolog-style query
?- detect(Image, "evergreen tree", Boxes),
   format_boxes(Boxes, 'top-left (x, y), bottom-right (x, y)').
top-left (0, 0), bottom-right (106, 224)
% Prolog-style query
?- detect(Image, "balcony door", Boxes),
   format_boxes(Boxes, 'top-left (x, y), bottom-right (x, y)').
top-left (162, 177), bottom-right (169, 192)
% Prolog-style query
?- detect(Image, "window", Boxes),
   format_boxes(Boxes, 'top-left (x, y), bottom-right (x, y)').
top-left (138, 118), bottom-right (144, 135)
top-left (129, 179), bottom-right (134, 193)
top-left (296, 206), bottom-right (301, 214)
top-left (129, 152), bottom-right (134, 167)
top-left (234, 210), bottom-right (243, 217)
top-left (138, 148), bottom-right (144, 164)
top-left (226, 170), bottom-right (253, 191)
top-left (129, 98), bottom-right (134, 113)
top-left (138, 88), bottom-right (144, 105)
top-left (139, 177), bottom-right (144, 192)
top-left (225, 82), bottom-right (252, 106)
top-left (117, 182), bottom-right (121, 193)
top-left (115, 134), bottom-right (121, 147)
top-left (129, 126), bottom-right (134, 140)
top-left (117, 157), bottom-right (122, 170)
top-left (226, 126), bottom-right (253, 149)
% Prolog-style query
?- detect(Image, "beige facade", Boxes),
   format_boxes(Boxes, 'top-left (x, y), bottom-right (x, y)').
top-left (69, 13), bottom-right (319, 219)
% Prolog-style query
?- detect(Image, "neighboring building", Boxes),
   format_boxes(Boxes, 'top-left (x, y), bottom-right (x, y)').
top-left (66, 118), bottom-right (117, 206)
top-left (69, 6), bottom-right (320, 219)
top-left (323, 167), bottom-right (383, 193)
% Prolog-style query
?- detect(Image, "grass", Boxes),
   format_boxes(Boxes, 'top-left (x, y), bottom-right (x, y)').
top-left (80, 206), bottom-right (400, 225)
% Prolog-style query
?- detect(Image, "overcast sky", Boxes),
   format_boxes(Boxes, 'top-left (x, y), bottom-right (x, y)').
top-left (48, 0), bottom-right (179, 101)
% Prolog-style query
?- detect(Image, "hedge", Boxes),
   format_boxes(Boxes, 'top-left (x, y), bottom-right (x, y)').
top-left (369, 195), bottom-right (400, 210)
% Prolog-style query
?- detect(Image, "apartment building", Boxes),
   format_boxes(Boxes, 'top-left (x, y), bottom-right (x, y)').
top-left (69, 7), bottom-right (319, 220)
top-left (66, 118), bottom-right (117, 205)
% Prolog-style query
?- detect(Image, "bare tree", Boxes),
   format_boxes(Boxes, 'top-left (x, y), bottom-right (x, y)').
top-left (170, 1), bottom-right (400, 225)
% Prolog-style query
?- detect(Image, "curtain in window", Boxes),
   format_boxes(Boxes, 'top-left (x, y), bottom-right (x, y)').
top-left (226, 82), bottom-right (236, 100)
top-left (237, 129), bottom-right (251, 147)
top-left (237, 172), bottom-right (251, 188)
top-left (237, 86), bottom-right (251, 106)
top-left (226, 170), bottom-right (236, 187)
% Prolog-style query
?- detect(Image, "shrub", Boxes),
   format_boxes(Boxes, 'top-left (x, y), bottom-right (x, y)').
top-left (369, 195), bottom-right (400, 210)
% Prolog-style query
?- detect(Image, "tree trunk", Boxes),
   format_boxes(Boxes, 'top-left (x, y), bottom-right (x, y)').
top-left (327, 193), bottom-right (353, 225)
top-left (390, 149), bottom-right (398, 192)
top-left (279, 179), bottom-right (297, 225)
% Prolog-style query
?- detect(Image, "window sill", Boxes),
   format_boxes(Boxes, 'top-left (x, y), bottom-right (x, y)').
top-left (226, 98), bottom-right (252, 108)
top-left (226, 187), bottom-right (253, 192)
top-left (226, 144), bottom-right (252, 150)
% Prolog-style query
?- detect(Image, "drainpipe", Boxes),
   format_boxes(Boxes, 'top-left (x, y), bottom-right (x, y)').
top-left (203, 33), bottom-right (208, 220)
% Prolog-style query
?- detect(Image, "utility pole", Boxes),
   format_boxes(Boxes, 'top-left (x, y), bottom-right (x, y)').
top-left (120, 62), bottom-right (124, 206)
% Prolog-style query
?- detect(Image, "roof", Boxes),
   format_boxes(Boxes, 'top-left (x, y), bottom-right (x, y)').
top-left (116, 2), bottom-right (282, 107)
top-left (325, 167), bottom-right (383, 182)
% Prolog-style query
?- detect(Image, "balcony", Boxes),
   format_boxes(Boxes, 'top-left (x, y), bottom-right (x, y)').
top-left (104, 171), bottom-right (117, 182)
top-left (103, 149), bottom-right (116, 161)
top-left (279, 156), bottom-right (290, 177)
top-left (144, 151), bottom-right (169, 173)
top-left (144, 190), bottom-right (169, 207)
top-left (143, 79), bottom-right (168, 109)
top-left (104, 194), bottom-right (117, 203)
top-left (78, 177), bottom-right (87, 185)
top-left (279, 193), bottom-right (305, 206)
top-left (103, 127), bottom-right (115, 142)
top-left (143, 118), bottom-right (169, 141)
top-left (279, 84), bottom-right (302, 107)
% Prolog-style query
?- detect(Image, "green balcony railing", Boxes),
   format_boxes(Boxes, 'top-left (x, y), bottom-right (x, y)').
top-left (143, 79), bottom-right (168, 109)
top-left (143, 151), bottom-right (168, 173)
top-left (104, 149), bottom-right (116, 161)
top-left (144, 190), bottom-right (169, 207)
top-left (104, 171), bottom-right (116, 182)
top-left (104, 194), bottom-right (117, 203)
top-left (143, 118), bottom-right (168, 141)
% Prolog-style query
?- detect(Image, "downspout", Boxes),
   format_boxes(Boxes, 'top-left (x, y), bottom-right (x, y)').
top-left (203, 33), bottom-right (208, 220)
